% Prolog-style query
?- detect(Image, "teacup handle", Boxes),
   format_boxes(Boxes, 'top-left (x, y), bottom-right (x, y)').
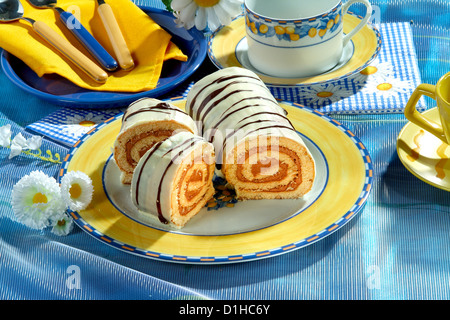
top-left (342, 0), bottom-right (372, 47)
top-left (404, 84), bottom-right (448, 143)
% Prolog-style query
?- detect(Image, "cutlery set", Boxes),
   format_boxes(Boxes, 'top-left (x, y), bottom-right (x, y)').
top-left (0, 0), bottom-right (134, 83)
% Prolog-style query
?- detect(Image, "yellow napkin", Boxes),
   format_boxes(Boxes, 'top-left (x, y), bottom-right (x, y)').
top-left (0, 0), bottom-right (188, 92)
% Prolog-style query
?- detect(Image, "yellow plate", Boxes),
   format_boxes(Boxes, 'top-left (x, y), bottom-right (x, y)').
top-left (208, 13), bottom-right (381, 86)
top-left (59, 98), bottom-right (373, 264)
top-left (397, 107), bottom-right (450, 191)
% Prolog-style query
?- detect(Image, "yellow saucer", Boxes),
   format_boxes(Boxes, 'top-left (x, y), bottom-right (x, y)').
top-left (208, 13), bottom-right (381, 86)
top-left (397, 107), bottom-right (450, 191)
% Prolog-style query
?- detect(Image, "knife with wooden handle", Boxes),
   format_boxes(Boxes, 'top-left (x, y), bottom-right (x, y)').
top-left (97, 0), bottom-right (134, 71)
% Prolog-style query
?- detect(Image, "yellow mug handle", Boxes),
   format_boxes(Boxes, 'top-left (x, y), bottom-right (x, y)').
top-left (404, 83), bottom-right (448, 143)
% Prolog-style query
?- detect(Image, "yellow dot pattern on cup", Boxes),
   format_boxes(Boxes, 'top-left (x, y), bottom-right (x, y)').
top-left (259, 24), bottom-right (269, 34)
top-left (290, 33), bottom-right (300, 41)
top-left (245, 3), bottom-right (342, 42)
top-left (274, 26), bottom-right (285, 35)
top-left (285, 26), bottom-right (295, 34)
top-left (335, 14), bottom-right (340, 24)
top-left (318, 28), bottom-right (327, 37)
top-left (250, 22), bottom-right (257, 34)
top-left (327, 19), bottom-right (334, 29)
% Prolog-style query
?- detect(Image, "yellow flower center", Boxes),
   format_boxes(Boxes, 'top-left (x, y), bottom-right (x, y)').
top-left (377, 83), bottom-right (393, 91)
top-left (57, 219), bottom-right (66, 227)
top-left (32, 192), bottom-right (48, 204)
top-left (194, 0), bottom-right (220, 7)
top-left (360, 66), bottom-right (378, 76)
top-left (69, 183), bottom-right (82, 199)
top-left (78, 120), bottom-right (96, 127)
top-left (317, 91), bottom-right (334, 98)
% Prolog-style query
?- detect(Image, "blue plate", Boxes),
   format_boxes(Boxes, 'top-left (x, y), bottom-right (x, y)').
top-left (0, 7), bottom-right (206, 109)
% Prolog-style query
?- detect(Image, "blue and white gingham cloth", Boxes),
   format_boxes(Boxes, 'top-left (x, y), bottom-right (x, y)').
top-left (270, 22), bottom-right (427, 113)
top-left (26, 108), bottom-right (124, 147)
top-left (26, 22), bottom-right (425, 146)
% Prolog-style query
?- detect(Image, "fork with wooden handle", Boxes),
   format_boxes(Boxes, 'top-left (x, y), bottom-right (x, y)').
top-left (97, 0), bottom-right (134, 71)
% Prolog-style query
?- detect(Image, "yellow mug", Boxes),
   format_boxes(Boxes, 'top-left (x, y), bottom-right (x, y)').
top-left (404, 72), bottom-right (450, 144)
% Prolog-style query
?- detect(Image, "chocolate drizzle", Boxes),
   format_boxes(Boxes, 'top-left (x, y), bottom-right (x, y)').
top-left (187, 69), bottom-right (299, 172)
top-left (187, 74), bottom-right (262, 118)
top-left (122, 102), bottom-right (187, 124)
top-left (135, 136), bottom-right (204, 225)
top-left (155, 137), bottom-right (201, 224)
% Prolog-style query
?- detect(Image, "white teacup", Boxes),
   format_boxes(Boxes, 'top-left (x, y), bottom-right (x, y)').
top-left (244, 0), bottom-right (372, 78)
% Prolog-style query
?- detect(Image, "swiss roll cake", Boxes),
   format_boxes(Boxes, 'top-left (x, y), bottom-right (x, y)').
top-left (131, 131), bottom-right (216, 229)
top-left (185, 67), bottom-right (315, 200)
top-left (113, 97), bottom-right (197, 184)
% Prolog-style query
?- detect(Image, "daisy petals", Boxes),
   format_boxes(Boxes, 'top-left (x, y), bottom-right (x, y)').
top-left (214, 4), bottom-right (232, 26)
top-left (195, 7), bottom-right (207, 30)
top-left (179, 1), bottom-right (197, 28)
top-left (60, 171), bottom-right (94, 212)
top-left (51, 214), bottom-right (74, 236)
top-left (174, 0), bottom-right (242, 32)
top-left (11, 170), bottom-right (65, 230)
top-left (206, 7), bottom-right (221, 31)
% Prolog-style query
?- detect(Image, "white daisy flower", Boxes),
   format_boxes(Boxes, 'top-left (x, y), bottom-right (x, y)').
top-left (354, 59), bottom-right (395, 83)
top-left (51, 213), bottom-right (74, 236)
top-left (362, 77), bottom-right (415, 99)
top-left (11, 171), bottom-right (66, 230)
top-left (61, 112), bottom-right (109, 137)
top-left (60, 171), bottom-right (94, 212)
top-left (300, 83), bottom-right (354, 106)
top-left (0, 124), bottom-right (11, 147)
top-left (171, 0), bottom-right (243, 31)
top-left (63, 112), bottom-right (109, 126)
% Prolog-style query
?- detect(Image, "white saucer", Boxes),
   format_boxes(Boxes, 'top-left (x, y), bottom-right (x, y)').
top-left (235, 36), bottom-right (355, 79)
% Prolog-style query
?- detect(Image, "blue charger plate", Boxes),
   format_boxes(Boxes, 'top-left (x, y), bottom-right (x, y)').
top-left (0, 6), bottom-right (207, 109)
